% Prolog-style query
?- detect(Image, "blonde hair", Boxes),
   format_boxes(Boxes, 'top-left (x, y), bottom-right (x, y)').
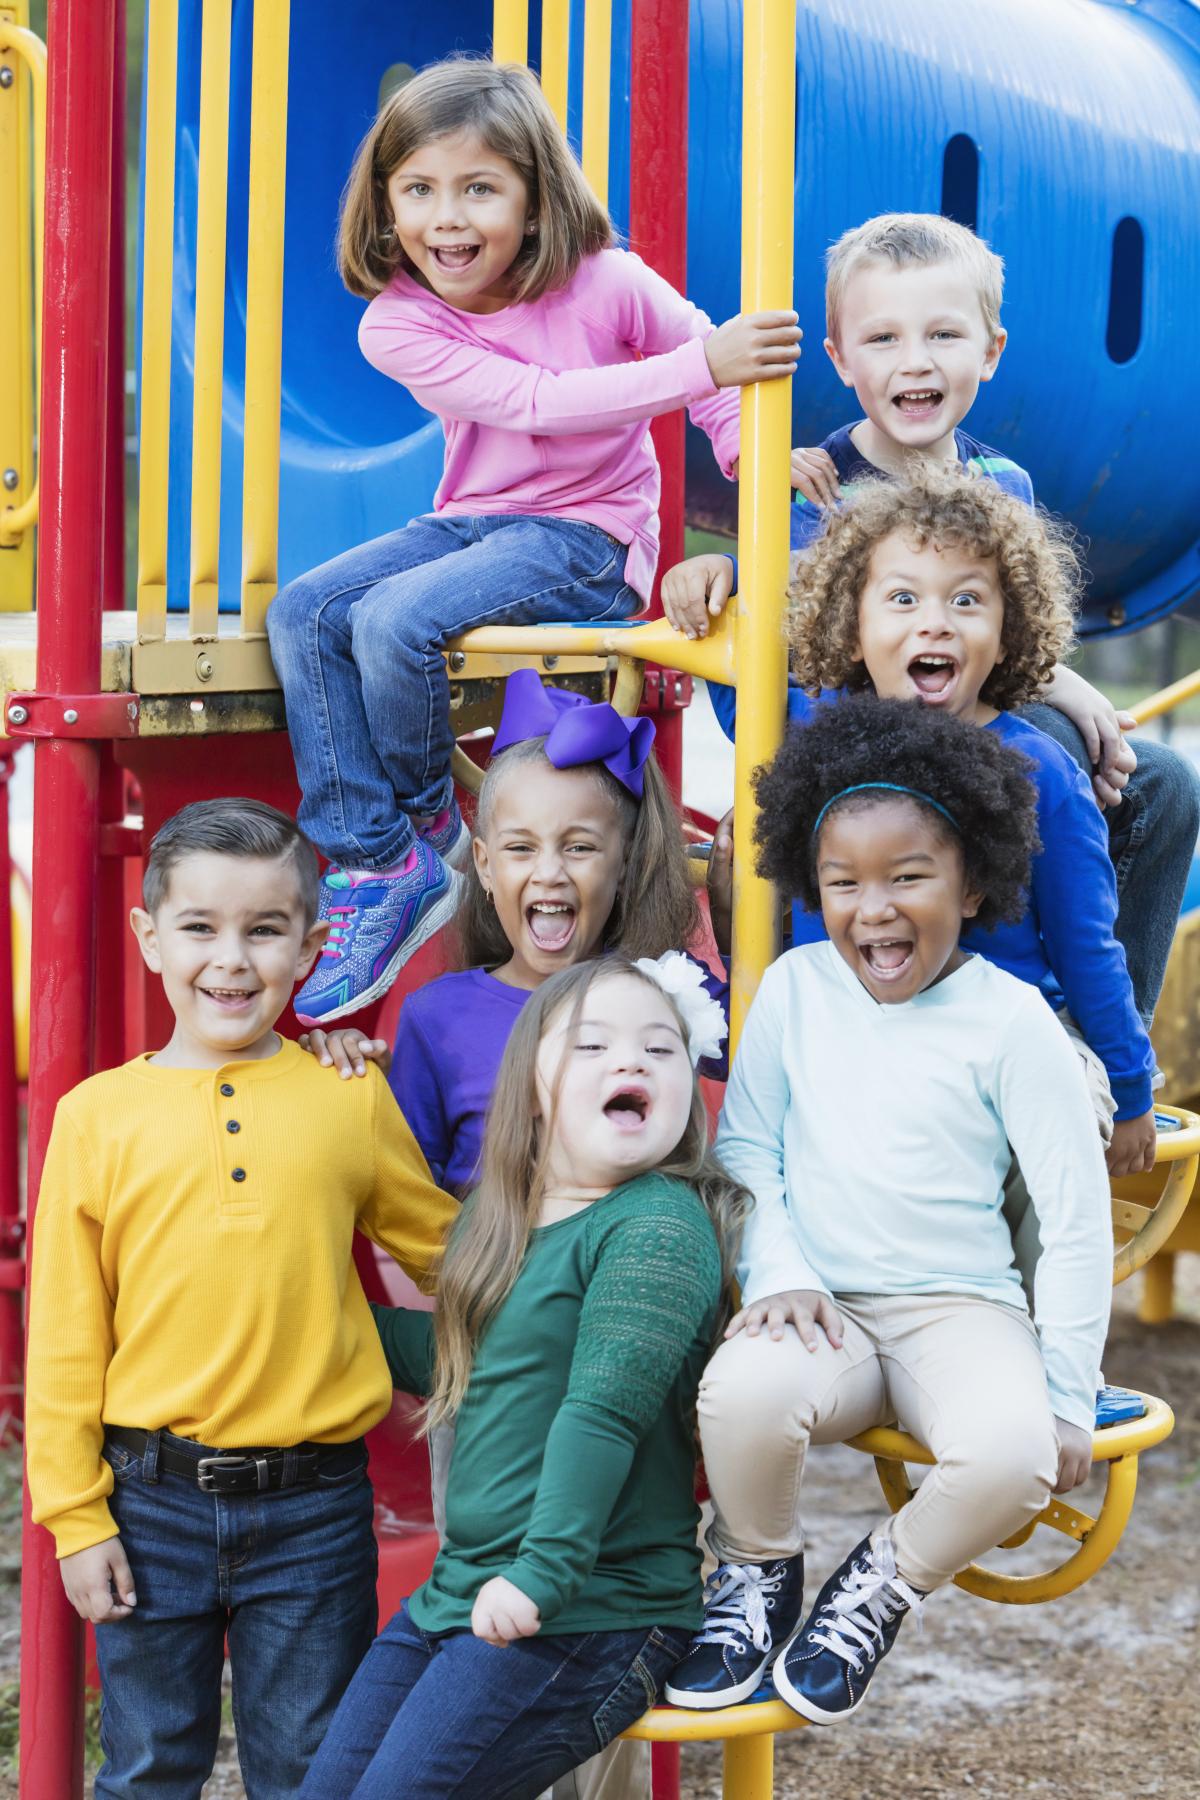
top-left (425, 958), bottom-right (749, 1427)
top-left (789, 470), bottom-right (1080, 713)
top-left (338, 57), bottom-right (612, 302)
top-left (825, 212), bottom-right (1005, 347)
top-left (455, 738), bottom-right (699, 968)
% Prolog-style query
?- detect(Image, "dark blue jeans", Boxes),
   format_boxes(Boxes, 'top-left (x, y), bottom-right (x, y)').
top-left (93, 1430), bottom-right (377, 1800)
top-left (297, 1599), bottom-right (691, 1800)
top-left (1019, 704), bottom-right (1200, 1025)
top-left (266, 513), bottom-right (638, 869)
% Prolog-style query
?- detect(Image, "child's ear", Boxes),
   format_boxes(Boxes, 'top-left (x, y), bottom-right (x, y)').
top-left (824, 336), bottom-right (855, 388)
top-left (129, 907), bottom-right (162, 974)
top-left (472, 836), bottom-right (492, 896)
top-left (961, 886), bottom-right (986, 922)
top-left (296, 918), bottom-right (330, 981)
top-left (979, 327), bottom-right (1007, 384)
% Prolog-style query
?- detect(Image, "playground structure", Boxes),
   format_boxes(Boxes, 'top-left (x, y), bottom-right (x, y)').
top-left (2, 0), bottom-right (1200, 1793)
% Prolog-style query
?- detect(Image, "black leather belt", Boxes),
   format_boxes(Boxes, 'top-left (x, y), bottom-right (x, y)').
top-left (105, 1426), bottom-right (366, 1495)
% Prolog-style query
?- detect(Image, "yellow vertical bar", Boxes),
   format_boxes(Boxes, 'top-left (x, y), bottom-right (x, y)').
top-left (136, 0), bottom-right (178, 641)
top-left (492, 0), bottom-right (528, 65)
top-left (730, 0), bottom-right (796, 1047)
top-left (189, 0), bottom-right (233, 639)
top-left (723, 1731), bottom-right (775, 1799)
top-left (0, 4), bottom-right (44, 595)
top-left (581, 0), bottom-right (611, 206)
top-left (240, 0), bottom-right (290, 634)
top-left (541, 0), bottom-right (570, 134)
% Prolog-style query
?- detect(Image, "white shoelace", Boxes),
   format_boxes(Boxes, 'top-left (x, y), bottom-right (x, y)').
top-left (808, 1543), bottom-right (924, 1675)
top-left (693, 1562), bottom-right (783, 1655)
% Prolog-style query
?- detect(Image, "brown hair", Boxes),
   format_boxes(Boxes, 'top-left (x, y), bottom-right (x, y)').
top-left (338, 58), bottom-right (612, 302)
top-left (788, 470), bottom-right (1080, 712)
top-left (825, 212), bottom-right (1005, 347)
top-left (425, 957), bottom-right (750, 1426)
top-left (454, 737), bottom-right (700, 967)
top-left (143, 798), bottom-right (320, 925)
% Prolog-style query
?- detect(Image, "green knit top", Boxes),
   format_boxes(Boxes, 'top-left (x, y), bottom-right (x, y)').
top-left (370, 1171), bottom-right (722, 1635)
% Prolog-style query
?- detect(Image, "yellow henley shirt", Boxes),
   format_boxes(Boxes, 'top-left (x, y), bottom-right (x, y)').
top-left (25, 1039), bottom-right (456, 1557)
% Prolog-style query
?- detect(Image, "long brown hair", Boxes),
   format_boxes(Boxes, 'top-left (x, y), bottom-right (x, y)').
top-left (455, 738), bottom-right (700, 969)
top-left (338, 58), bottom-right (613, 302)
top-left (425, 958), bottom-right (750, 1427)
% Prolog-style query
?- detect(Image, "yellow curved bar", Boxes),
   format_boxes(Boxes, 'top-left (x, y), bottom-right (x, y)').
top-left (729, 0), bottom-right (796, 1045)
top-left (582, 0), bottom-right (612, 205)
top-left (1128, 667), bottom-right (1200, 728)
top-left (492, 0), bottom-right (528, 65)
top-left (623, 1698), bottom-right (805, 1742)
top-left (452, 613), bottom-right (736, 686)
top-left (1113, 1153), bottom-right (1197, 1284)
top-left (0, 13), bottom-right (44, 554)
top-left (541, 0), bottom-right (570, 132)
top-left (848, 1390), bottom-right (1175, 1471)
top-left (189, 0), bottom-right (233, 639)
top-left (240, 0), bottom-right (291, 633)
top-left (136, 0), bottom-right (179, 641)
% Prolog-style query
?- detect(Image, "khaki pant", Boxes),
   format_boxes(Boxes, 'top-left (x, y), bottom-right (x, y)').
top-left (699, 1292), bottom-right (1058, 1594)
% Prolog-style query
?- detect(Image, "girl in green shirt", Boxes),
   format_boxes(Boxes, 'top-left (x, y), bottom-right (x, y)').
top-left (300, 955), bottom-right (747, 1799)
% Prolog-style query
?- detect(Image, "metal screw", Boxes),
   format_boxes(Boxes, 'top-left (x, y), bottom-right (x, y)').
top-left (448, 650), bottom-right (466, 673)
top-left (0, 69), bottom-right (13, 90)
top-left (542, 654), bottom-right (559, 670)
top-left (127, 702), bottom-right (138, 721)
top-left (189, 699), bottom-right (205, 714)
top-left (2, 469), bottom-right (17, 491)
top-left (7, 705), bottom-right (27, 726)
top-left (63, 708), bottom-right (79, 725)
top-left (1106, 605), bottom-right (1126, 628)
top-left (195, 654), bottom-right (214, 682)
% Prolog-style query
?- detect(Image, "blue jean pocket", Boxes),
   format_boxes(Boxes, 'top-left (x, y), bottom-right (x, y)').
top-left (101, 1444), bottom-right (140, 1486)
top-left (590, 1627), bottom-right (692, 1749)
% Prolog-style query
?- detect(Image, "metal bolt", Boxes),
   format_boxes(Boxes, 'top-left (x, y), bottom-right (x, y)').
top-left (195, 654), bottom-right (214, 682)
top-left (2, 469), bottom-right (17, 491)
top-left (189, 699), bottom-right (205, 714)
top-left (63, 708), bottom-right (79, 725)
top-left (127, 702), bottom-right (138, 721)
top-left (0, 68), bottom-right (13, 90)
top-left (7, 705), bottom-right (27, 726)
top-left (1106, 605), bottom-right (1126, 628)
top-left (542, 654), bottom-right (559, 670)
top-left (448, 650), bottom-right (466, 673)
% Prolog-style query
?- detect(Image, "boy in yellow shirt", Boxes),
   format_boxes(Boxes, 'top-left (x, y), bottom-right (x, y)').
top-left (25, 798), bottom-right (456, 1799)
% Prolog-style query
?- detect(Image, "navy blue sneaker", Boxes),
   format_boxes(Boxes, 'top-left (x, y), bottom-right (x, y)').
top-left (416, 802), bottom-right (471, 872)
top-left (664, 1556), bottom-right (804, 1710)
top-left (294, 843), bottom-right (461, 1026)
top-left (773, 1536), bottom-right (923, 1724)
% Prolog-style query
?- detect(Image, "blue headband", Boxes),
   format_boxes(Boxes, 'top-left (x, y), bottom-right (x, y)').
top-left (812, 783), bottom-right (961, 839)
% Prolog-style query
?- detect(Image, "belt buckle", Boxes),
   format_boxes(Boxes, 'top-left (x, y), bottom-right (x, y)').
top-left (197, 1454), bottom-right (255, 1493)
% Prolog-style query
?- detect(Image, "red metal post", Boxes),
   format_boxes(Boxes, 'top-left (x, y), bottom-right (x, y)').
top-left (630, 0), bottom-right (691, 800)
top-left (20, 0), bottom-right (119, 1791)
top-left (103, 0), bottom-right (127, 614)
top-left (0, 753), bottom-right (23, 1435)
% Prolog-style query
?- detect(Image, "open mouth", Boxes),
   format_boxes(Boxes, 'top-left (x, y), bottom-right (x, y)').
top-left (857, 940), bottom-right (915, 983)
top-left (431, 244), bottom-right (481, 273)
top-left (200, 986), bottom-right (258, 1009)
top-left (526, 901), bottom-right (578, 954)
top-left (907, 654), bottom-right (958, 701)
top-left (892, 388), bottom-right (944, 418)
top-left (603, 1086), bottom-right (650, 1131)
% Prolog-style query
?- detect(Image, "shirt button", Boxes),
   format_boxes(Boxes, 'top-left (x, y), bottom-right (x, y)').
top-left (231, 1168), bottom-right (246, 1183)
top-left (220, 1083), bottom-right (235, 1097)
top-left (226, 1120), bottom-right (241, 1134)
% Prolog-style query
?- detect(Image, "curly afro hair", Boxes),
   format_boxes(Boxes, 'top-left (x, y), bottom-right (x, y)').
top-left (788, 467), bottom-right (1081, 712)
top-left (753, 693), bottom-right (1041, 931)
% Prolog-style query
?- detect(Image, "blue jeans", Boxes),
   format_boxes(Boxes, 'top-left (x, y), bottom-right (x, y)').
top-left (93, 1430), bottom-right (378, 1799)
top-left (1019, 704), bottom-right (1200, 1025)
top-left (266, 514), bottom-right (638, 868)
top-left (297, 1599), bottom-right (691, 1800)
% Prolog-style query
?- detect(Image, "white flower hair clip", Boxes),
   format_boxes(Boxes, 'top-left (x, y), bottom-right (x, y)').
top-left (634, 951), bottom-right (728, 1067)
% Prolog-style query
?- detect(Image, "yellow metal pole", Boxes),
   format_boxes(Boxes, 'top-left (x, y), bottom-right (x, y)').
top-left (188, 0), bottom-right (233, 640)
top-left (541, 0), bottom-right (570, 133)
top-left (723, 1732), bottom-right (775, 1798)
top-left (582, 0), bottom-right (612, 205)
top-left (240, 0), bottom-right (290, 634)
top-left (136, 0), bottom-right (178, 641)
top-left (0, 6), bottom-right (45, 584)
top-left (730, 0), bottom-right (796, 1045)
top-left (492, 0), bottom-right (529, 65)
top-left (1128, 666), bottom-right (1200, 727)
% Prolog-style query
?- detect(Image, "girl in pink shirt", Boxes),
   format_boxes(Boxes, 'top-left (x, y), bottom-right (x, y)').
top-left (267, 56), bottom-right (799, 1027)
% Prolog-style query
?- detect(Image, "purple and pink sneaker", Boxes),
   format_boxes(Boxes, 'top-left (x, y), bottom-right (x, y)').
top-left (294, 840), bottom-right (462, 1026)
top-left (416, 801), bottom-right (472, 871)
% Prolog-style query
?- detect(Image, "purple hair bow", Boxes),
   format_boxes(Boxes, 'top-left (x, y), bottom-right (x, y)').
top-left (491, 668), bottom-right (656, 799)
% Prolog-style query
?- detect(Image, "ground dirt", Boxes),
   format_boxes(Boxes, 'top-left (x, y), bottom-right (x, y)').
top-left (1, 1266), bottom-right (1195, 1798)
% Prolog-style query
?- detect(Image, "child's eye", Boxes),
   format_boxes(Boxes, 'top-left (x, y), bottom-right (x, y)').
top-left (250, 925), bottom-right (282, 937)
top-left (867, 332), bottom-right (895, 345)
top-left (574, 1039), bottom-right (605, 1054)
top-left (647, 1043), bottom-right (678, 1057)
top-left (951, 590), bottom-right (981, 607)
top-left (932, 329), bottom-right (962, 341)
top-left (566, 841), bottom-right (598, 855)
top-left (888, 589), bottom-right (918, 606)
top-left (467, 182), bottom-right (493, 197)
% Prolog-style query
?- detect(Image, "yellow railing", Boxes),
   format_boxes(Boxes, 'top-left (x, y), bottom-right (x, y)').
top-left (0, 2), bottom-right (46, 587)
top-left (492, 0), bottom-right (611, 199)
top-left (1128, 666), bottom-right (1200, 728)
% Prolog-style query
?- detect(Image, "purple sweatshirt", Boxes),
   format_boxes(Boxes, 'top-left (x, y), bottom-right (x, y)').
top-left (358, 248), bottom-right (741, 605)
top-left (390, 961), bottom-right (730, 1195)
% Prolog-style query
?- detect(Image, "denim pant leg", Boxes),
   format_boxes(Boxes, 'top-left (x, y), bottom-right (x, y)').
top-left (1019, 702), bottom-right (1200, 1023)
top-left (348, 515), bottom-right (636, 857)
top-left (267, 516), bottom-right (480, 868)
top-left (92, 1442), bottom-right (230, 1799)
top-left (224, 1458), bottom-right (378, 1799)
top-left (301, 1601), bottom-right (689, 1800)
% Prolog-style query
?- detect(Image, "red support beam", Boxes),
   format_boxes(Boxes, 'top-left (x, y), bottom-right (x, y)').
top-left (20, 0), bottom-right (120, 1791)
top-left (0, 754), bottom-right (23, 1434)
top-left (629, 0), bottom-right (691, 801)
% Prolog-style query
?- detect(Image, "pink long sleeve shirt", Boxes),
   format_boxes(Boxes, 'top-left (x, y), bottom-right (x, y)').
top-left (358, 248), bottom-right (741, 605)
